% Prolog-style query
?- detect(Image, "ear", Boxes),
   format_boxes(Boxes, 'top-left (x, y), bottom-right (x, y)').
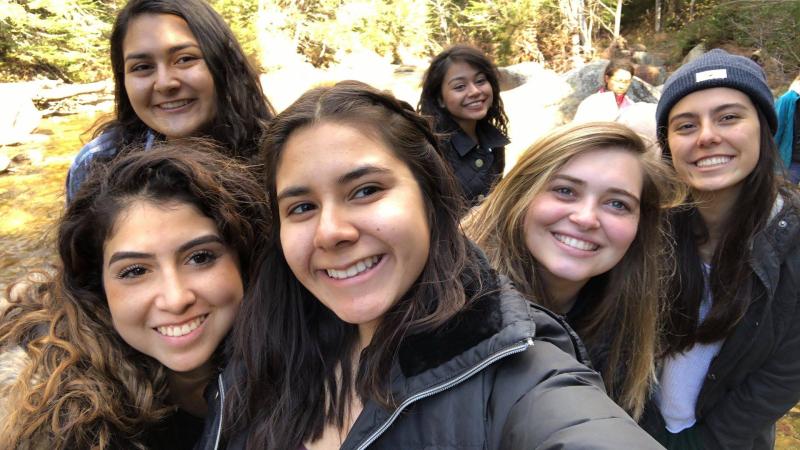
top-left (437, 97), bottom-right (445, 108)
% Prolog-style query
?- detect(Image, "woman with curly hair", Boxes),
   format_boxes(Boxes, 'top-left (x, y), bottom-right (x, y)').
top-left (0, 139), bottom-right (269, 449)
top-left (418, 44), bottom-right (510, 205)
top-left (463, 121), bottom-right (682, 420)
top-left (66, 0), bottom-right (275, 202)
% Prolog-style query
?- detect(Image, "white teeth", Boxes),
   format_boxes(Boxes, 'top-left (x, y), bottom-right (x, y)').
top-left (326, 256), bottom-right (380, 280)
top-left (158, 99), bottom-right (191, 109)
top-left (156, 315), bottom-right (207, 337)
top-left (554, 233), bottom-right (598, 251)
top-left (696, 156), bottom-right (732, 167)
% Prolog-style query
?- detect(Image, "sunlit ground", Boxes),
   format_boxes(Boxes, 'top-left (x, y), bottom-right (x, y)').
top-left (0, 112), bottom-right (101, 290)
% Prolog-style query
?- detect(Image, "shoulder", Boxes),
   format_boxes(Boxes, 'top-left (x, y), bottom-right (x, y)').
top-left (496, 277), bottom-right (589, 363)
top-left (71, 130), bottom-right (123, 167)
top-left (777, 89), bottom-right (800, 103)
top-left (574, 92), bottom-right (618, 122)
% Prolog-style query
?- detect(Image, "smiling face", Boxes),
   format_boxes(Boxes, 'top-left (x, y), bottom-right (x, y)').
top-left (667, 87), bottom-right (760, 201)
top-left (440, 60), bottom-right (494, 131)
top-left (102, 200), bottom-right (242, 374)
top-left (276, 122), bottom-right (431, 344)
top-left (523, 147), bottom-right (643, 307)
top-left (122, 13), bottom-right (217, 139)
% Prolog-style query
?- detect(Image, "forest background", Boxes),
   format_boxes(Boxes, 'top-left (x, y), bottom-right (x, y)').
top-left (1, 0), bottom-right (799, 88)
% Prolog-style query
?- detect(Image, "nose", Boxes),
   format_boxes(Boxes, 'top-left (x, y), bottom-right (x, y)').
top-left (153, 65), bottom-right (180, 93)
top-left (154, 269), bottom-right (196, 314)
top-left (697, 121), bottom-right (722, 147)
top-left (569, 200), bottom-right (601, 230)
top-left (313, 206), bottom-right (358, 250)
top-left (466, 82), bottom-right (481, 97)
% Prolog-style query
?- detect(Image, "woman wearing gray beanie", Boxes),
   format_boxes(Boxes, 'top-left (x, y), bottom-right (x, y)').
top-left (642, 48), bottom-right (800, 449)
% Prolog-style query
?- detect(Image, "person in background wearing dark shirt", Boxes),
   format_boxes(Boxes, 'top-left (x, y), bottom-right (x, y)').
top-left (418, 44), bottom-right (510, 205)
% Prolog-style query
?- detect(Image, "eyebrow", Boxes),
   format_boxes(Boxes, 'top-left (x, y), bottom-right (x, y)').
top-left (124, 43), bottom-right (200, 62)
top-left (668, 102), bottom-right (749, 125)
top-left (107, 234), bottom-right (223, 266)
top-left (446, 73), bottom-right (485, 85)
top-left (551, 174), bottom-right (640, 203)
top-left (447, 76), bottom-right (466, 85)
top-left (277, 164), bottom-right (391, 201)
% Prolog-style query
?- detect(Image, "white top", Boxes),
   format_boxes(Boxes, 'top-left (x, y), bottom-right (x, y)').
top-left (655, 264), bottom-right (725, 433)
top-left (573, 91), bottom-right (635, 123)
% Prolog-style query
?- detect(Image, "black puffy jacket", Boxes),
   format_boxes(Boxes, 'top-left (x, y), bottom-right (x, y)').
top-left (198, 264), bottom-right (663, 450)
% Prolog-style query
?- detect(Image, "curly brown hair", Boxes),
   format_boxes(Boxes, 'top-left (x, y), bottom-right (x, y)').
top-left (0, 139), bottom-right (269, 449)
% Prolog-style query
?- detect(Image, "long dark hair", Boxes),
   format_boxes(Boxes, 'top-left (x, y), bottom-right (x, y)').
top-left (0, 140), bottom-right (269, 449)
top-left (224, 80), bottom-right (476, 449)
top-left (97, 0), bottom-right (274, 158)
top-left (417, 44), bottom-right (508, 136)
top-left (663, 108), bottom-right (780, 353)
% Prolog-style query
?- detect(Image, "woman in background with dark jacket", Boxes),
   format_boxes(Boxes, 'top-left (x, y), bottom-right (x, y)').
top-left (418, 44), bottom-right (510, 205)
top-left (210, 80), bottom-right (663, 450)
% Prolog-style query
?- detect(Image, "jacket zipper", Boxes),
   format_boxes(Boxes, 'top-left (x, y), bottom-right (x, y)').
top-left (354, 337), bottom-right (534, 450)
top-left (213, 373), bottom-right (225, 450)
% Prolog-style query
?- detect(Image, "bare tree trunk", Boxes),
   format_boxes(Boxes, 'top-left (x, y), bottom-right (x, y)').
top-left (560, 0), bottom-right (590, 67)
top-left (613, 0), bottom-right (623, 38)
top-left (655, 0), bottom-right (662, 32)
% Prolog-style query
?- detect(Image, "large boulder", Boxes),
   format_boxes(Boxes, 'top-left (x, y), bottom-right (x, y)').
top-left (499, 63), bottom-right (572, 170)
top-left (498, 62), bottom-right (554, 91)
top-left (683, 44), bottom-right (707, 65)
top-left (0, 83), bottom-right (42, 146)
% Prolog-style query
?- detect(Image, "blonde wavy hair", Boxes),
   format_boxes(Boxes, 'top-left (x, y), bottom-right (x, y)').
top-left (0, 140), bottom-right (269, 449)
top-left (464, 121), bottom-right (684, 419)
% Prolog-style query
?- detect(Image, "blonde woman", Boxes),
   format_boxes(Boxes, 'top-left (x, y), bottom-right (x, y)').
top-left (465, 121), bottom-right (682, 419)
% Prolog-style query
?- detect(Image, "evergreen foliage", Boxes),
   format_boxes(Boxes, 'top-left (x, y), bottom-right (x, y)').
top-left (0, 0), bottom-right (797, 84)
top-left (667, 0), bottom-right (800, 80)
top-left (0, 0), bottom-right (115, 81)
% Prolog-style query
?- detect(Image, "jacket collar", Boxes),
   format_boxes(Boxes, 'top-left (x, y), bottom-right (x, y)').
top-left (750, 189), bottom-right (800, 299)
top-left (395, 246), bottom-right (536, 385)
top-left (450, 123), bottom-right (510, 157)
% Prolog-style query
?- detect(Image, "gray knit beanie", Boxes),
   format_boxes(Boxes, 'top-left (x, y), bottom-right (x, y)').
top-left (655, 49), bottom-right (777, 150)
